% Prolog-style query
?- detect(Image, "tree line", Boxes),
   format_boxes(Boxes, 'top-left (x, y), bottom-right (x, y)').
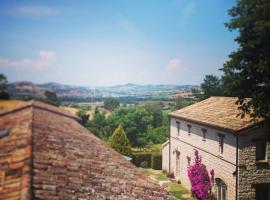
top-left (80, 100), bottom-right (169, 149)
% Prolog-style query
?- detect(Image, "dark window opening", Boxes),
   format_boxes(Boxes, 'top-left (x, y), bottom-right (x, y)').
top-left (256, 186), bottom-right (270, 200)
top-left (176, 121), bottom-right (180, 136)
top-left (256, 142), bottom-right (267, 161)
top-left (218, 134), bottom-right (225, 154)
top-left (187, 124), bottom-right (191, 135)
top-left (202, 128), bottom-right (207, 141)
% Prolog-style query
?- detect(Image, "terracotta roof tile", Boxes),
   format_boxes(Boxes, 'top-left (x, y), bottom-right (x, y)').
top-left (0, 101), bottom-right (175, 200)
top-left (169, 97), bottom-right (262, 133)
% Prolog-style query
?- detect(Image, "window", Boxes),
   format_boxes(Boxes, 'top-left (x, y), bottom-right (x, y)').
top-left (255, 185), bottom-right (270, 200)
top-left (202, 128), bottom-right (207, 141)
top-left (256, 142), bottom-right (267, 161)
top-left (218, 134), bottom-right (225, 154)
top-left (187, 124), bottom-right (191, 135)
top-left (176, 121), bottom-right (180, 136)
top-left (214, 178), bottom-right (227, 200)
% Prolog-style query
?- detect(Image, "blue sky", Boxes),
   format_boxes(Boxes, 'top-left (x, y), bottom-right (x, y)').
top-left (0, 0), bottom-right (237, 86)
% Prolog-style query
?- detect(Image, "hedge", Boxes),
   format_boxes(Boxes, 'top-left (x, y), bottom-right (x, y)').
top-left (132, 153), bottom-right (152, 168)
top-left (151, 154), bottom-right (162, 170)
top-left (132, 152), bottom-right (162, 170)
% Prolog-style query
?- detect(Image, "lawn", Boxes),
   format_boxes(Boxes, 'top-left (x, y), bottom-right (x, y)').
top-left (132, 143), bottom-right (162, 153)
top-left (168, 182), bottom-right (194, 200)
top-left (141, 168), bottom-right (195, 200)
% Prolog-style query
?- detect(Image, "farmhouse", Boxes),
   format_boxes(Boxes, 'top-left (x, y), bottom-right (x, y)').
top-left (162, 97), bottom-right (270, 200)
top-left (0, 100), bottom-right (175, 200)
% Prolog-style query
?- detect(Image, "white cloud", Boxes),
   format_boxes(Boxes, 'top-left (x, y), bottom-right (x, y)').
top-left (180, 1), bottom-right (195, 27)
top-left (165, 58), bottom-right (187, 73)
top-left (39, 50), bottom-right (56, 61)
top-left (5, 5), bottom-right (59, 17)
top-left (0, 50), bottom-right (56, 70)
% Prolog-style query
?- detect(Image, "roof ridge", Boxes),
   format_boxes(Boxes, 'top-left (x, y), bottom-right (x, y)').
top-left (0, 100), bottom-right (80, 121)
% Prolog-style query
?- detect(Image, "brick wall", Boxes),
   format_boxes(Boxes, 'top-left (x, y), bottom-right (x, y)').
top-left (0, 107), bottom-right (33, 200)
top-left (238, 125), bottom-right (270, 200)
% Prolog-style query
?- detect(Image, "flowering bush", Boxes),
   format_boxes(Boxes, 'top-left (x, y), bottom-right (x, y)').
top-left (188, 150), bottom-right (215, 200)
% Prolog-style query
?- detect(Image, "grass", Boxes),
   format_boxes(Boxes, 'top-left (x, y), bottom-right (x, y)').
top-left (141, 168), bottom-right (194, 200)
top-left (168, 182), bottom-right (194, 200)
top-left (154, 171), bottom-right (168, 181)
top-left (132, 144), bottom-right (162, 153)
top-left (0, 100), bottom-right (26, 111)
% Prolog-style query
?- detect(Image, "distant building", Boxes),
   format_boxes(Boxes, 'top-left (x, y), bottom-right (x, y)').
top-left (162, 97), bottom-right (270, 200)
top-left (0, 100), bottom-right (175, 200)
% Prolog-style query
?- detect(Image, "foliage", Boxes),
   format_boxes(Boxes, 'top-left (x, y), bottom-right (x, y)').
top-left (0, 74), bottom-right (10, 99)
top-left (140, 161), bottom-right (149, 168)
top-left (76, 109), bottom-right (89, 125)
top-left (132, 152), bottom-right (152, 168)
top-left (146, 126), bottom-right (168, 144)
top-left (44, 90), bottom-right (61, 106)
top-left (188, 150), bottom-right (215, 200)
top-left (104, 97), bottom-right (120, 111)
top-left (106, 107), bottom-right (153, 146)
top-left (201, 75), bottom-right (224, 99)
top-left (221, 0), bottom-right (270, 120)
top-left (88, 103), bottom-right (169, 147)
top-left (151, 154), bottom-right (162, 170)
top-left (86, 109), bottom-right (108, 138)
top-left (141, 101), bottom-right (163, 128)
top-left (175, 96), bottom-right (199, 110)
top-left (109, 125), bottom-right (132, 156)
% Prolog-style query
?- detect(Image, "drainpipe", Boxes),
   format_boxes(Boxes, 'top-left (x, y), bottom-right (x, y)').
top-left (235, 135), bottom-right (239, 200)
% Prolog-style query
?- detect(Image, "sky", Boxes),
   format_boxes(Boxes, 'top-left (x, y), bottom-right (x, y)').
top-left (0, 0), bottom-right (237, 86)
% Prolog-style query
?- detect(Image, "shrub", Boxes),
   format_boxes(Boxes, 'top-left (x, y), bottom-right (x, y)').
top-left (132, 153), bottom-right (152, 168)
top-left (151, 154), bottom-right (162, 170)
top-left (188, 150), bottom-right (215, 200)
top-left (140, 161), bottom-right (149, 168)
top-left (109, 125), bottom-right (132, 156)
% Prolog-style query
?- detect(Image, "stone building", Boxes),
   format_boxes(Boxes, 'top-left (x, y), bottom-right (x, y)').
top-left (162, 97), bottom-right (269, 200)
top-left (0, 100), bottom-right (175, 200)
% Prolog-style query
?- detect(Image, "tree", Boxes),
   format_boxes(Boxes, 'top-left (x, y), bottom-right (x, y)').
top-left (104, 97), bottom-right (120, 111)
top-left (141, 101), bottom-right (163, 128)
top-left (106, 107), bottom-right (152, 147)
top-left (87, 109), bottom-right (108, 138)
top-left (221, 0), bottom-right (270, 120)
top-left (188, 150), bottom-right (215, 200)
top-left (0, 74), bottom-right (10, 99)
top-left (76, 109), bottom-right (90, 126)
top-left (109, 125), bottom-right (132, 156)
top-left (201, 75), bottom-right (223, 99)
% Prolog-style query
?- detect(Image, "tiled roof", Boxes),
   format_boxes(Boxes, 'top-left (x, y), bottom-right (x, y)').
top-left (0, 101), bottom-right (175, 200)
top-left (169, 97), bottom-right (263, 133)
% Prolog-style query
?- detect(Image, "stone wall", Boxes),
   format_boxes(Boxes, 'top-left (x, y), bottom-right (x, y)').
top-left (0, 107), bottom-right (33, 200)
top-left (238, 125), bottom-right (270, 200)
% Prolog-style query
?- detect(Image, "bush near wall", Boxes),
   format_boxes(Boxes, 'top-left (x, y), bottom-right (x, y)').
top-left (132, 152), bottom-right (162, 170)
top-left (151, 154), bottom-right (162, 170)
top-left (132, 153), bottom-right (152, 168)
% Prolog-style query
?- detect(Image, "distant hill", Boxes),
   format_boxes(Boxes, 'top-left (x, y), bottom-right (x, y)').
top-left (8, 82), bottom-right (60, 106)
top-left (8, 81), bottom-right (199, 103)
